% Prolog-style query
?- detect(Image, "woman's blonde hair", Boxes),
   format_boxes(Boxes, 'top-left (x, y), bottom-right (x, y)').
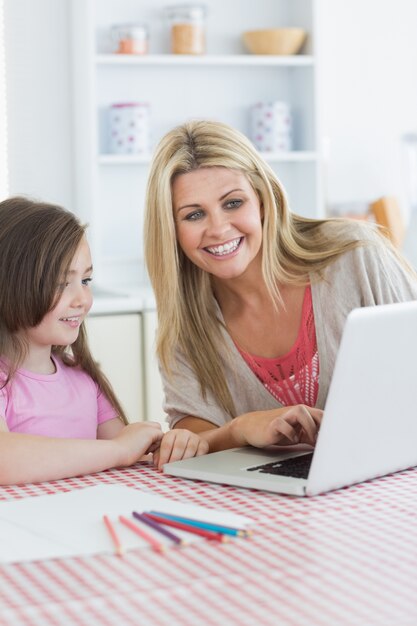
top-left (0, 197), bottom-right (128, 424)
top-left (144, 120), bottom-right (380, 416)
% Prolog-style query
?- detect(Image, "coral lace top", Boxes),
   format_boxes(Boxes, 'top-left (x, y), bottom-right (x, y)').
top-left (236, 286), bottom-right (319, 407)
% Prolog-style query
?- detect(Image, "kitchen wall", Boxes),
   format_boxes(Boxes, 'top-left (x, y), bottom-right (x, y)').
top-left (318, 0), bottom-right (417, 218)
top-left (4, 0), bottom-right (73, 206)
top-left (3, 0), bottom-right (417, 217)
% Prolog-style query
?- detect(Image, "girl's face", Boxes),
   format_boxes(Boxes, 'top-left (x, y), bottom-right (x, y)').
top-left (173, 167), bottom-right (263, 282)
top-left (22, 236), bottom-right (93, 349)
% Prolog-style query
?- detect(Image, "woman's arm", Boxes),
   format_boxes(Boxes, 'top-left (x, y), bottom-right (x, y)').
top-left (174, 405), bottom-right (323, 453)
top-left (0, 417), bottom-right (162, 485)
top-left (174, 416), bottom-right (239, 452)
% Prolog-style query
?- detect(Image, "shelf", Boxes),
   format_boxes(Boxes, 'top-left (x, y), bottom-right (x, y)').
top-left (98, 151), bottom-right (318, 165)
top-left (96, 54), bottom-right (314, 67)
top-left (262, 151), bottom-right (318, 162)
top-left (99, 154), bottom-right (152, 165)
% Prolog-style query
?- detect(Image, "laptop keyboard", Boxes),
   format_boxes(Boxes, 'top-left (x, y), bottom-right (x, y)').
top-left (246, 453), bottom-right (314, 479)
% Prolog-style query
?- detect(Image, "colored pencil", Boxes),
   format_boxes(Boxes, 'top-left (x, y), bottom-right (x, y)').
top-left (119, 515), bottom-right (165, 553)
top-left (103, 515), bottom-right (124, 557)
top-left (143, 513), bottom-right (228, 543)
top-left (147, 510), bottom-right (251, 537)
top-left (132, 511), bottom-right (185, 546)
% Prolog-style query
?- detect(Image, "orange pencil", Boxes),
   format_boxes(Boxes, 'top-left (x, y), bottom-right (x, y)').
top-left (103, 515), bottom-right (124, 557)
top-left (119, 515), bottom-right (165, 553)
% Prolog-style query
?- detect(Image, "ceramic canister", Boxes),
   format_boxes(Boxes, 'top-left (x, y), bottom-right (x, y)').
top-left (251, 101), bottom-right (292, 152)
top-left (109, 103), bottom-right (150, 154)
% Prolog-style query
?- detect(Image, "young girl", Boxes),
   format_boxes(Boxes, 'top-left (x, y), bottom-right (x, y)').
top-left (144, 120), bottom-right (417, 464)
top-left (0, 197), bottom-right (207, 485)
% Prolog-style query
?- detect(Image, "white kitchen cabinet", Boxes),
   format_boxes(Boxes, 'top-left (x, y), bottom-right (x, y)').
top-left (70, 0), bottom-right (322, 289)
top-left (85, 313), bottom-right (144, 423)
top-left (142, 311), bottom-right (167, 431)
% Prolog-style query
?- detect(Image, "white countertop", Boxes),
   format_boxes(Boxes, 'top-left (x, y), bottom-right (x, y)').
top-left (90, 285), bottom-right (156, 315)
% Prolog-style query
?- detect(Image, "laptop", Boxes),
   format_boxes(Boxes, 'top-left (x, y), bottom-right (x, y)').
top-left (163, 301), bottom-right (417, 496)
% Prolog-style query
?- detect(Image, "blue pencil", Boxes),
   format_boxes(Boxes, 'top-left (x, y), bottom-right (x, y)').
top-left (147, 510), bottom-right (251, 537)
top-left (132, 511), bottom-right (185, 545)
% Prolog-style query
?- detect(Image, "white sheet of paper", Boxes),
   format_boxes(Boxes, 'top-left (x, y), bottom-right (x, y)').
top-left (0, 484), bottom-right (253, 564)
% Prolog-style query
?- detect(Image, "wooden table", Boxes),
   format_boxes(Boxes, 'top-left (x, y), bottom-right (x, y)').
top-left (1, 462), bottom-right (416, 625)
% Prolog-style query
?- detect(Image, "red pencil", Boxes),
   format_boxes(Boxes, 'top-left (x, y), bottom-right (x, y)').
top-left (103, 515), bottom-right (124, 557)
top-left (119, 515), bottom-right (165, 553)
top-left (143, 513), bottom-right (228, 542)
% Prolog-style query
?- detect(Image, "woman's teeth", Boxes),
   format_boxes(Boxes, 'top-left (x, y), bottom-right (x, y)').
top-left (206, 238), bottom-right (241, 256)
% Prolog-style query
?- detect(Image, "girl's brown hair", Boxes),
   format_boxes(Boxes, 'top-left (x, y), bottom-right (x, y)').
top-left (0, 197), bottom-right (127, 424)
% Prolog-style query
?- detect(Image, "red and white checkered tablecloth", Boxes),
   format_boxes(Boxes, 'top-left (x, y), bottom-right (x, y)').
top-left (1, 463), bottom-right (416, 626)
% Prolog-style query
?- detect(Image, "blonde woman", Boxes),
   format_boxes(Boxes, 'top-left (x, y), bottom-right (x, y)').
top-left (145, 120), bottom-right (417, 465)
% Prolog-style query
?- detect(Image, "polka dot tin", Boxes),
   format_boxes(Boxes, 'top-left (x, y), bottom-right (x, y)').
top-left (108, 102), bottom-right (150, 155)
top-left (251, 101), bottom-right (292, 153)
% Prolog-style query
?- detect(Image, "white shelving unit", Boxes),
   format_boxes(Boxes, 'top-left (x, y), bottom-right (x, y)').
top-left (70, 0), bottom-right (321, 422)
top-left (70, 0), bottom-right (322, 290)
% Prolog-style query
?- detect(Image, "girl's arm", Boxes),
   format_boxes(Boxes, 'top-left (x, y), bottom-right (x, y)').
top-left (171, 405), bottom-right (323, 454)
top-left (97, 416), bottom-right (125, 439)
top-left (98, 417), bottom-right (209, 471)
top-left (0, 416), bottom-right (162, 485)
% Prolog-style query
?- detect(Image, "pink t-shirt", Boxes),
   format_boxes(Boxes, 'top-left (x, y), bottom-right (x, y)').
top-left (0, 356), bottom-right (118, 438)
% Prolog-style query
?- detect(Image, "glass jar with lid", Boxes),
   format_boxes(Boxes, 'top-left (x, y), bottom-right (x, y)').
top-left (111, 24), bottom-right (149, 55)
top-left (165, 4), bottom-right (207, 55)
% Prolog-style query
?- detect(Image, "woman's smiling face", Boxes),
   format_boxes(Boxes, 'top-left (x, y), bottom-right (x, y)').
top-left (173, 167), bottom-right (263, 282)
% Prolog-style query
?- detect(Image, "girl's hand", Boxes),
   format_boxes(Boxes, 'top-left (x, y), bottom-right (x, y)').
top-left (153, 429), bottom-right (209, 470)
top-left (113, 422), bottom-right (163, 467)
top-left (232, 405), bottom-right (323, 448)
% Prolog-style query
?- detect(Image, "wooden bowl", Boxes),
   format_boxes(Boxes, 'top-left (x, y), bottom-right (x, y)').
top-left (242, 28), bottom-right (307, 56)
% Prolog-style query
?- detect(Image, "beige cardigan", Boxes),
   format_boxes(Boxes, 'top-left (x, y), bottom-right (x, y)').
top-left (162, 228), bottom-right (417, 428)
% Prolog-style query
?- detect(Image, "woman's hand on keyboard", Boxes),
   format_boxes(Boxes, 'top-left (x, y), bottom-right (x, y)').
top-left (231, 405), bottom-right (323, 448)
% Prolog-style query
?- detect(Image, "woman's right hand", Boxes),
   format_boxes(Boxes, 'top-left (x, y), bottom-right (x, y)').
top-left (113, 422), bottom-right (163, 467)
top-left (231, 405), bottom-right (323, 448)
